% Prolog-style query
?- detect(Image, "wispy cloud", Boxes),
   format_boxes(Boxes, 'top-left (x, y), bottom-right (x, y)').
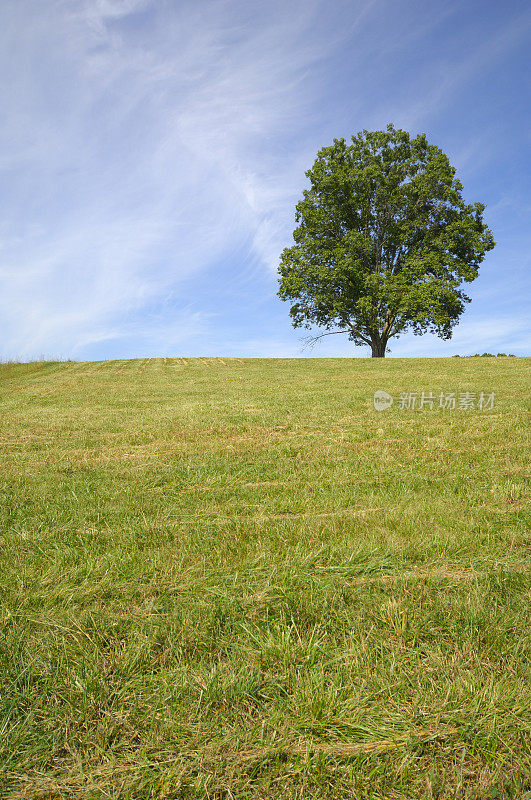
top-left (0, 0), bottom-right (528, 359)
top-left (0, 0), bottom-right (366, 358)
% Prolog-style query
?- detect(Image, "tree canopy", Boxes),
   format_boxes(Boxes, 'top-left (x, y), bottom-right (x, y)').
top-left (278, 124), bottom-right (495, 357)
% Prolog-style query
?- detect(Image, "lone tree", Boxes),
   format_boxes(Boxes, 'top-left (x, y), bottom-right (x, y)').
top-left (278, 125), bottom-right (495, 357)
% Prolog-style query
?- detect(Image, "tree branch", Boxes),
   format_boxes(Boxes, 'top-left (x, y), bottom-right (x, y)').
top-left (300, 330), bottom-right (348, 350)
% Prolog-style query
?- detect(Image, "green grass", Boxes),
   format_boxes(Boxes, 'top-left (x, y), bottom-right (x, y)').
top-left (0, 356), bottom-right (529, 799)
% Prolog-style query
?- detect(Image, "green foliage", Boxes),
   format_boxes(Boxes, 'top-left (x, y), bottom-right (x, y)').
top-left (278, 124), bottom-right (495, 356)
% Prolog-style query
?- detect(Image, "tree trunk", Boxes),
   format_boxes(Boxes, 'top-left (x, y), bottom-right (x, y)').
top-left (371, 339), bottom-right (387, 358)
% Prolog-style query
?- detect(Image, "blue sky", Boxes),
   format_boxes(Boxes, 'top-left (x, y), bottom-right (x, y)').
top-left (1, 0), bottom-right (529, 360)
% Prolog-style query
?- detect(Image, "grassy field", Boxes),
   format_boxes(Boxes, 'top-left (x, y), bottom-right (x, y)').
top-left (0, 356), bottom-right (529, 799)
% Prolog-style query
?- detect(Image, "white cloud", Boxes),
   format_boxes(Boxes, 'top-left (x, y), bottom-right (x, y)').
top-left (0, 0), bottom-right (368, 358)
top-left (0, 0), bottom-right (528, 360)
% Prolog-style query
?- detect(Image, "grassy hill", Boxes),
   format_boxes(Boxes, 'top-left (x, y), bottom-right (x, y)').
top-left (1, 357), bottom-right (529, 799)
